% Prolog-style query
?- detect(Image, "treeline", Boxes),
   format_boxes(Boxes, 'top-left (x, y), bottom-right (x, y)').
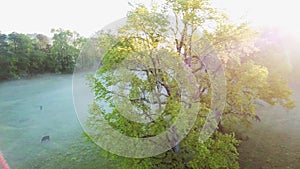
top-left (0, 29), bottom-right (86, 81)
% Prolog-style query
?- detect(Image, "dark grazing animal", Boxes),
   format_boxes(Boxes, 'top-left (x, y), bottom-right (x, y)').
top-left (41, 135), bottom-right (50, 143)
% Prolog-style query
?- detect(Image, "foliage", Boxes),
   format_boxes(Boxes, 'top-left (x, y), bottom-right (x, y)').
top-left (0, 29), bottom-right (86, 80)
top-left (51, 29), bottom-right (86, 73)
top-left (86, 1), bottom-right (293, 168)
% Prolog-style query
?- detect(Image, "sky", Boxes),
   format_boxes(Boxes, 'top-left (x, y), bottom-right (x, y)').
top-left (214, 0), bottom-right (300, 37)
top-left (0, 0), bottom-right (300, 37)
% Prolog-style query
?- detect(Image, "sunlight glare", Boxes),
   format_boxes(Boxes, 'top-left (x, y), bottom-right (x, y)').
top-left (215, 0), bottom-right (300, 36)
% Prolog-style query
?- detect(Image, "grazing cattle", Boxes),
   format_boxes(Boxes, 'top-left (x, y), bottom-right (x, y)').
top-left (41, 135), bottom-right (50, 143)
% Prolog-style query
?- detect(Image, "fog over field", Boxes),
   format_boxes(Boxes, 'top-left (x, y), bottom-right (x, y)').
top-left (0, 74), bottom-right (115, 169)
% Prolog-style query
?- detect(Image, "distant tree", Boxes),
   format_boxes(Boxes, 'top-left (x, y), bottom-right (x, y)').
top-left (35, 34), bottom-right (50, 50)
top-left (6, 32), bottom-right (33, 77)
top-left (51, 28), bottom-right (86, 73)
top-left (76, 37), bottom-right (101, 70)
top-left (0, 33), bottom-right (10, 80)
top-left (29, 34), bottom-right (52, 74)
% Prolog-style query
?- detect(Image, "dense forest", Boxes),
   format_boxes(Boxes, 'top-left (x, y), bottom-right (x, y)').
top-left (0, 29), bottom-right (86, 80)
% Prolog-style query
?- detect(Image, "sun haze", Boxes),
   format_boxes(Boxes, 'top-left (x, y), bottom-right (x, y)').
top-left (0, 0), bottom-right (130, 37)
top-left (215, 0), bottom-right (300, 37)
top-left (1, 0), bottom-right (299, 37)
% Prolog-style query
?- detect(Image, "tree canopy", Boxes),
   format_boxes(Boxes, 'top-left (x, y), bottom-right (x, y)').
top-left (84, 0), bottom-right (295, 169)
top-left (0, 29), bottom-right (86, 80)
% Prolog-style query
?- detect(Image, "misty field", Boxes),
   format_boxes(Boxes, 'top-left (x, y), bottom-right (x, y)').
top-left (0, 74), bottom-right (299, 168)
top-left (0, 74), bottom-right (115, 169)
top-left (239, 84), bottom-right (300, 169)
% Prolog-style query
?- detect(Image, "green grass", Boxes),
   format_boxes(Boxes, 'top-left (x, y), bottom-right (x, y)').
top-left (238, 85), bottom-right (300, 169)
top-left (20, 139), bottom-right (116, 169)
top-left (0, 74), bottom-right (115, 169)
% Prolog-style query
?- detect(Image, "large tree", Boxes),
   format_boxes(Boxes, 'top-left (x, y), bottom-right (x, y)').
top-left (86, 0), bottom-right (294, 168)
